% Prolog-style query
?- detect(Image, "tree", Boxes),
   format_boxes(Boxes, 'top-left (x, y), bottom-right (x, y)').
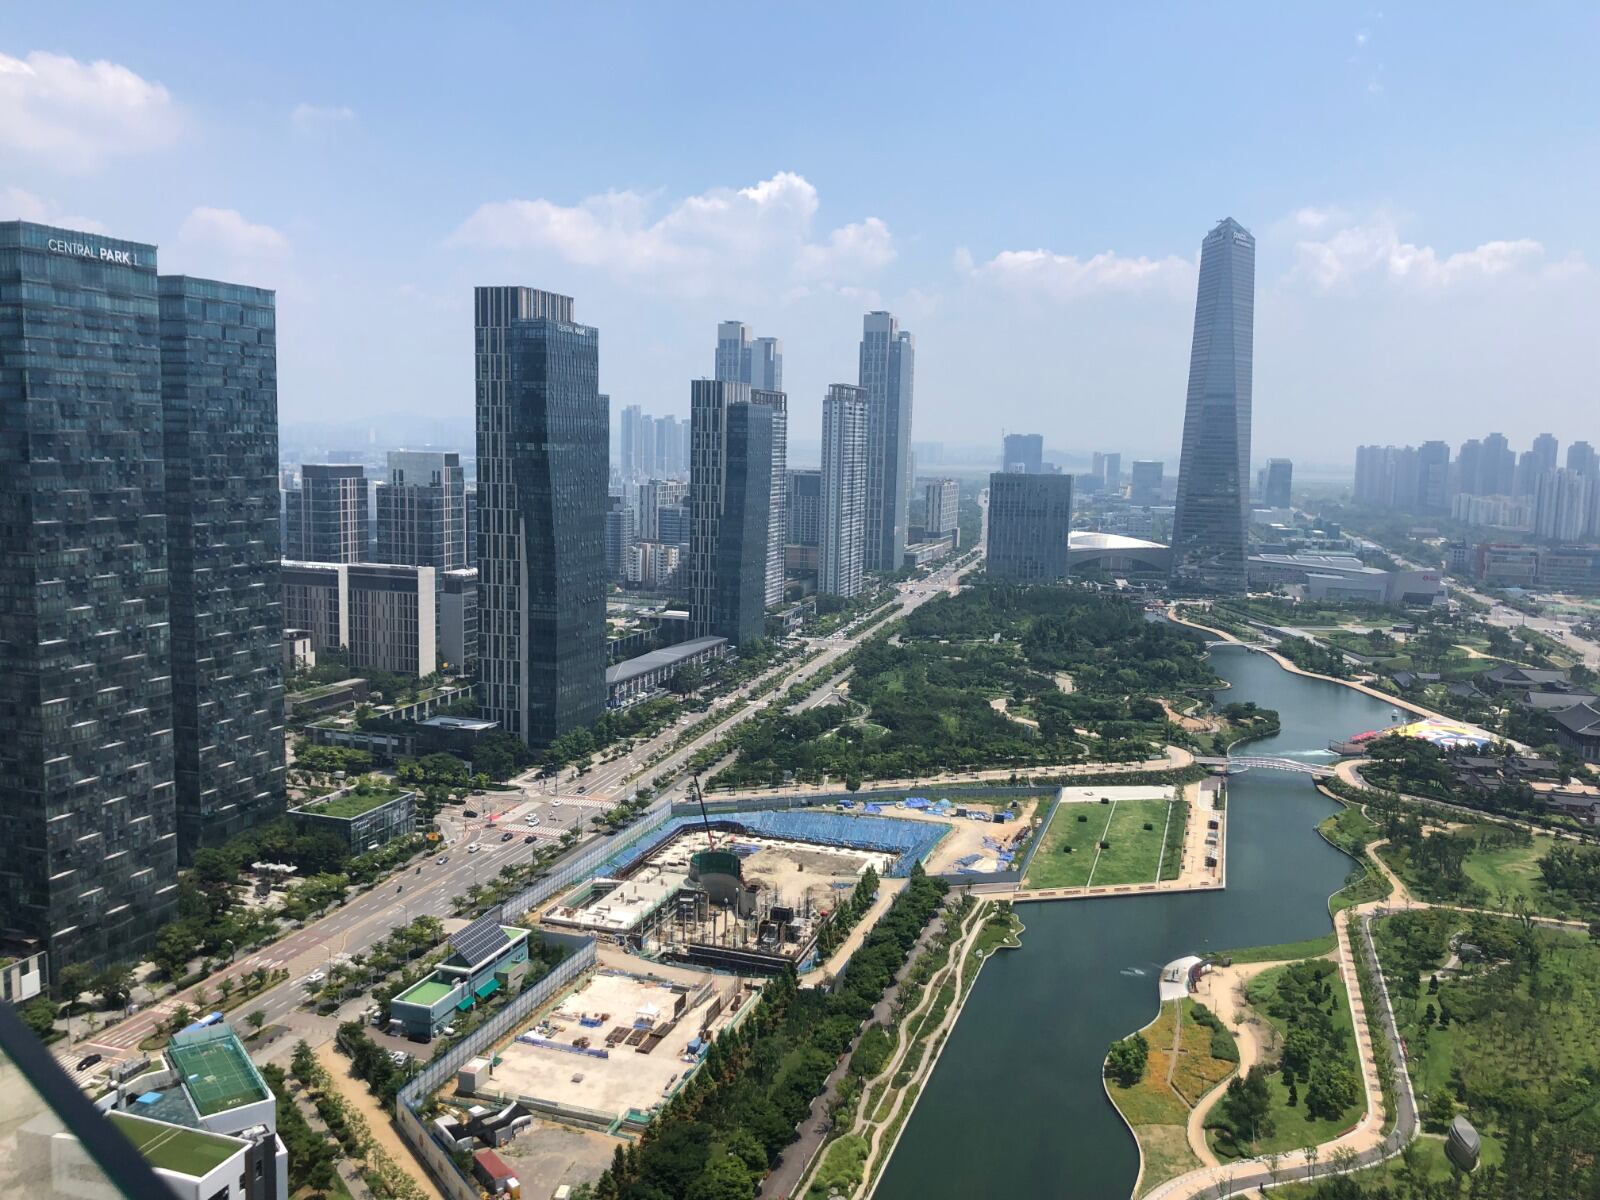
top-left (20, 996), bottom-right (58, 1039)
top-left (1305, 1057), bottom-right (1361, 1121)
top-left (1218, 1064), bottom-right (1274, 1145)
top-left (167, 1004), bottom-right (195, 1034)
top-left (93, 963), bottom-right (135, 1010)
top-left (218, 977), bottom-right (235, 1004)
top-left (685, 1152), bottom-right (755, 1200)
top-left (246, 1009), bottom-right (267, 1034)
top-left (55, 963), bottom-right (93, 1007)
top-left (1104, 1032), bottom-right (1149, 1086)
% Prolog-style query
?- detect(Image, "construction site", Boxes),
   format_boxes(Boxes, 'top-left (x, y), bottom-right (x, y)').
top-left (450, 967), bottom-right (761, 1132)
top-left (542, 821), bottom-right (896, 972)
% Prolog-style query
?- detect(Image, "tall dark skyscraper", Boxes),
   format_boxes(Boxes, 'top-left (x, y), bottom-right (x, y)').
top-left (160, 276), bottom-right (287, 856)
top-left (475, 287), bottom-right (607, 746)
top-left (1129, 459), bottom-right (1165, 506)
top-left (1, 222), bottom-right (178, 967)
top-left (688, 380), bottom-right (775, 646)
top-left (1171, 218), bottom-right (1255, 592)
top-left (986, 473), bottom-right (1074, 582)
top-left (285, 463), bottom-right (368, 561)
top-left (1002, 433), bottom-right (1044, 475)
top-left (859, 311), bottom-right (915, 571)
top-left (786, 469), bottom-right (823, 547)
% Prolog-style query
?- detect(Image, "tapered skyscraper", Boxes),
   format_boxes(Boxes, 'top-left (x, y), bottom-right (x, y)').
top-left (1171, 218), bottom-right (1254, 592)
top-left (474, 286), bottom-right (607, 746)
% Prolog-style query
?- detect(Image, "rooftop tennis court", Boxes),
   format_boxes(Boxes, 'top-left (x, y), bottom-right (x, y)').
top-left (168, 1025), bottom-right (269, 1115)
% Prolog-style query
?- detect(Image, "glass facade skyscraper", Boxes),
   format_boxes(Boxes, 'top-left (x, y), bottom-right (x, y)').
top-left (858, 311), bottom-right (915, 571)
top-left (986, 473), bottom-right (1074, 582)
top-left (0, 222), bottom-right (179, 966)
top-left (284, 463), bottom-right (368, 562)
top-left (375, 450), bottom-right (467, 571)
top-left (160, 276), bottom-right (287, 855)
top-left (475, 287), bottom-right (607, 747)
top-left (689, 380), bottom-right (775, 646)
top-left (1171, 218), bottom-right (1255, 592)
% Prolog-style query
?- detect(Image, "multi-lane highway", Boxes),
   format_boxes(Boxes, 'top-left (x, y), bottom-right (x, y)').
top-left (71, 555), bottom-right (980, 1067)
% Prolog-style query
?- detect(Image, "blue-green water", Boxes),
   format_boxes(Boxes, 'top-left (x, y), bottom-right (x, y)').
top-left (873, 644), bottom-right (1401, 1200)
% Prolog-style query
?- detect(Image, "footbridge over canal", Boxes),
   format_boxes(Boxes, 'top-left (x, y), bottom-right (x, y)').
top-left (1194, 755), bottom-right (1337, 778)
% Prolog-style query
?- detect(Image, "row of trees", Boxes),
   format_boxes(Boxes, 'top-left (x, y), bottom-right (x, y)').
top-left (591, 866), bottom-right (949, 1200)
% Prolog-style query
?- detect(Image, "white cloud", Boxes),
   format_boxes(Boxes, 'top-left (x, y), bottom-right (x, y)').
top-left (0, 50), bottom-right (178, 171)
top-left (957, 244), bottom-right (1193, 299)
top-left (451, 172), bottom-right (893, 296)
top-left (175, 207), bottom-right (290, 262)
top-left (1291, 216), bottom-right (1568, 289)
top-left (0, 186), bottom-right (106, 232)
top-left (291, 102), bottom-right (355, 132)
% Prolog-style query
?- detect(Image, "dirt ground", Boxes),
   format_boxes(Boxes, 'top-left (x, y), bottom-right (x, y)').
top-left (494, 1119), bottom-right (621, 1196)
top-left (313, 1042), bottom-right (446, 1200)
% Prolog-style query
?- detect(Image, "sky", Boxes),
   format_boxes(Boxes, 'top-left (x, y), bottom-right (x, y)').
top-left (4, 3), bottom-right (1599, 469)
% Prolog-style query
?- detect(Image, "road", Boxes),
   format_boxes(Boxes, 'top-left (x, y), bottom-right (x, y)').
top-left (71, 555), bottom-right (981, 1068)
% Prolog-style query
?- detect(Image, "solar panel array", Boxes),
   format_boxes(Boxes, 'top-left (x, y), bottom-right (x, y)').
top-left (451, 906), bottom-right (510, 967)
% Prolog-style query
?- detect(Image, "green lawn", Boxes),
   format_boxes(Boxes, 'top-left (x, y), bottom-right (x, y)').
top-left (1210, 961), bottom-right (1364, 1160)
top-left (1023, 797), bottom-right (1174, 889)
top-left (1380, 827), bottom-right (1593, 919)
top-left (1267, 1134), bottom-right (1502, 1197)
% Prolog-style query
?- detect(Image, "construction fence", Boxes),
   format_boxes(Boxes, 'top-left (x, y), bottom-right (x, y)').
top-left (395, 938), bottom-right (597, 1200)
top-left (500, 799), bottom-right (674, 921)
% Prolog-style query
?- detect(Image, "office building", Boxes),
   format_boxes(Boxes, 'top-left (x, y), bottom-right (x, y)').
top-left (820, 384), bottom-right (870, 597)
top-left (1171, 218), bottom-right (1255, 592)
top-left (786, 469), bottom-right (823, 547)
top-left (715, 320), bottom-right (784, 392)
top-left (0, 222), bottom-right (179, 967)
top-left (859, 311), bottom-right (916, 570)
top-left (160, 274), bottom-right (287, 855)
top-left (375, 450), bottom-right (467, 571)
top-left (465, 483), bottom-right (479, 567)
top-left (688, 380), bottom-right (775, 645)
top-left (1003, 433), bottom-right (1044, 475)
top-left (284, 463), bottom-right (368, 562)
top-left (1261, 457), bottom-right (1293, 508)
top-left (474, 286), bottom-right (607, 746)
top-left (1092, 451), bottom-right (1122, 493)
top-left (639, 478), bottom-right (688, 541)
top-left (439, 568), bottom-right (479, 672)
top-left (987, 473), bottom-right (1074, 582)
top-left (282, 561), bottom-right (437, 676)
top-left (757, 390), bottom-right (788, 606)
top-left (1534, 469), bottom-right (1594, 542)
top-left (922, 478), bottom-right (960, 537)
top-left (711, 324), bottom-right (787, 604)
top-left (750, 336), bottom-right (783, 391)
top-left (605, 495), bottom-right (638, 581)
top-left (1129, 459), bottom-right (1165, 506)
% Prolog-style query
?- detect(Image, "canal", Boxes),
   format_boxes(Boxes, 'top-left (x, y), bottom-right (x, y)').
top-left (873, 643), bottom-right (1401, 1200)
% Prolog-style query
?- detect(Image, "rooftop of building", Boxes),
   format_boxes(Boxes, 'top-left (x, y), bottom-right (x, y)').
top-left (296, 779), bottom-right (411, 819)
top-left (394, 976), bottom-right (456, 1008)
top-left (420, 715), bottom-right (499, 732)
top-left (166, 1024), bottom-right (270, 1116)
top-left (109, 1112), bottom-right (245, 1179)
top-left (1249, 551), bottom-right (1387, 575)
top-left (1068, 531), bottom-right (1168, 552)
top-left (606, 636), bottom-right (729, 686)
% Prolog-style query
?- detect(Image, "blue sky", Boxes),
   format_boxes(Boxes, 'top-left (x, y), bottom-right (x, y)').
top-left (4, 3), bottom-right (1598, 467)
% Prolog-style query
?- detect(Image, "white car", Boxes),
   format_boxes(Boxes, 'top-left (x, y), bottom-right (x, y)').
top-left (303, 971), bottom-right (326, 985)
top-left (551, 799), bottom-right (563, 808)
top-left (467, 843), bottom-right (480, 854)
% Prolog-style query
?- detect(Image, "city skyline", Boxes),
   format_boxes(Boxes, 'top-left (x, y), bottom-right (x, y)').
top-left (5, 10), bottom-right (1599, 459)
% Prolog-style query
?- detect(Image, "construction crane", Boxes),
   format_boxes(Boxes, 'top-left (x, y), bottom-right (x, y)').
top-left (690, 772), bottom-right (718, 849)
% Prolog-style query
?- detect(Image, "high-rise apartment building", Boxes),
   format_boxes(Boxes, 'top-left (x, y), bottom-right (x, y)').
top-left (160, 275), bottom-right (287, 856)
top-left (1534, 469), bottom-right (1594, 542)
top-left (1003, 433), bottom-right (1044, 475)
top-left (1171, 218), bottom-right (1254, 592)
top-left (786, 470), bottom-right (823, 547)
top-left (921, 478), bottom-right (960, 537)
top-left (639, 478), bottom-right (688, 541)
top-left (1418, 441), bottom-right (1452, 512)
top-left (474, 286), bottom-right (607, 746)
top-left (1531, 433), bottom-right (1559, 477)
top-left (688, 380), bottom-right (776, 645)
top-left (605, 495), bottom-right (638, 582)
top-left (1261, 458), bottom-right (1293, 508)
top-left (820, 385), bottom-right (870, 597)
top-left (1481, 432), bottom-right (1516, 496)
top-left (375, 450), bottom-right (466, 571)
top-left (285, 464), bottom-right (368, 561)
top-left (0, 223), bottom-right (180, 967)
top-left (1568, 441), bottom-right (1598, 478)
top-left (859, 311), bottom-right (915, 571)
top-left (987, 473), bottom-right (1074, 582)
top-left (750, 337), bottom-right (782, 391)
top-left (1129, 460), bottom-right (1165, 506)
top-left (1091, 452), bottom-right (1122, 493)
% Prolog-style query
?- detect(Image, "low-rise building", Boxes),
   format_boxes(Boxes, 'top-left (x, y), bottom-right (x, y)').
top-left (291, 780), bottom-right (417, 851)
top-left (1247, 553), bottom-right (1444, 606)
top-left (281, 628), bottom-right (315, 673)
top-left (1067, 531), bottom-right (1172, 580)
top-left (389, 910), bottom-right (532, 1040)
top-left (0, 948), bottom-right (46, 1003)
top-left (1553, 701), bottom-right (1600, 762)
top-left (281, 560), bottom-right (437, 677)
top-left (605, 636), bottom-right (729, 706)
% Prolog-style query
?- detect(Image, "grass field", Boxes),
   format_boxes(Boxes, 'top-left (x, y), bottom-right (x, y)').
top-left (1211, 961), bottom-right (1364, 1160)
top-left (1023, 797), bottom-right (1176, 889)
top-left (1267, 1134), bottom-right (1502, 1197)
top-left (1379, 827), bottom-right (1591, 919)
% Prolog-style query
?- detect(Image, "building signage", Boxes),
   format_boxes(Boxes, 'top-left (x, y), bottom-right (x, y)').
top-left (46, 238), bottom-right (135, 266)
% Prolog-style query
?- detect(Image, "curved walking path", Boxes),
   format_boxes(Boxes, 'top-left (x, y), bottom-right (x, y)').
top-left (1182, 959), bottom-right (1282, 1169)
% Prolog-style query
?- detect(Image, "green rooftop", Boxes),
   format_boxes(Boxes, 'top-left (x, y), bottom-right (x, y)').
top-left (396, 976), bottom-right (456, 1007)
top-left (110, 1112), bottom-right (243, 1178)
top-left (302, 781), bottom-right (409, 819)
top-left (168, 1026), bottom-right (269, 1116)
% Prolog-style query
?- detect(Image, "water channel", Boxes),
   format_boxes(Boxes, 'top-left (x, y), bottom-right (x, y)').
top-left (874, 643), bottom-right (1404, 1200)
